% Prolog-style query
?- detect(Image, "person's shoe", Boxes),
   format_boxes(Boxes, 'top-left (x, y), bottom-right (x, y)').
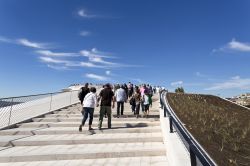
top-left (79, 125), bottom-right (82, 132)
top-left (108, 126), bottom-right (111, 129)
top-left (89, 127), bottom-right (94, 131)
top-left (117, 116), bottom-right (119, 118)
top-left (98, 127), bottom-right (102, 130)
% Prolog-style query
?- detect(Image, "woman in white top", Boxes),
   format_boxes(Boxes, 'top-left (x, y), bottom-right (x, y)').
top-left (79, 87), bottom-right (98, 131)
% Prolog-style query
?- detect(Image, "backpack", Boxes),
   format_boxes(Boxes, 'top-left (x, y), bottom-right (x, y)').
top-left (149, 94), bottom-right (152, 105)
top-left (78, 90), bottom-right (83, 101)
top-left (129, 97), bottom-right (136, 105)
top-left (78, 87), bottom-right (89, 101)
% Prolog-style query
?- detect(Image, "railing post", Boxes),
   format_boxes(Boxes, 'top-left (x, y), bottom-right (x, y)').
top-left (70, 91), bottom-right (72, 105)
top-left (164, 106), bottom-right (167, 117)
top-left (8, 98), bottom-right (14, 126)
top-left (169, 115), bottom-right (173, 133)
top-left (190, 144), bottom-right (197, 166)
top-left (49, 93), bottom-right (53, 111)
top-left (160, 92), bottom-right (163, 109)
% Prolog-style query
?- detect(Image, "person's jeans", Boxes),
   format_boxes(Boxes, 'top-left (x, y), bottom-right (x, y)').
top-left (131, 105), bottom-right (136, 114)
top-left (141, 101), bottom-right (145, 112)
top-left (81, 107), bottom-right (94, 126)
top-left (135, 104), bottom-right (140, 115)
top-left (99, 106), bottom-right (112, 128)
top-left (117, 101), bottom-right (124, 116)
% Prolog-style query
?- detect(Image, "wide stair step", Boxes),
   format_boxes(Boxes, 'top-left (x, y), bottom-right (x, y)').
top-left (9, 133), bottom-right (163, 146)
top-left (0, 143), bottom-right (165, 162)
top-left (0, 156), bottom-right (167, 166)
top-left (0, 126), bottom-right (161, 135)
top-left (32, 117), bottom-right (160, 122)
top-left (45, 114), bottom-right (160, 118)
top-left (17, 121), bottom-right (160, 128)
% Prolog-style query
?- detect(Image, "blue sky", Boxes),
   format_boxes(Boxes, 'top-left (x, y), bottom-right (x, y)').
top-left (0, 0), bottom-right (250, 98)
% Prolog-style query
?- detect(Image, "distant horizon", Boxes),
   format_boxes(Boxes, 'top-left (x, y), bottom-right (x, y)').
top-left (1, 0), bottom-right (250, 98)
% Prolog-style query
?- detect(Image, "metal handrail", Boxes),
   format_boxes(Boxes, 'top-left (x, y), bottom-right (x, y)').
top-left (160, 90), bottom-right (217, 166)
top-left (0, 90), bottom-right (81, 130)
top-left (0, 90), bottom-right (79, 100)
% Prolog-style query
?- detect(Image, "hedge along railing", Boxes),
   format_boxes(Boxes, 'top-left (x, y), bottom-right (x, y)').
top-left (0, 90), bottom-right (80, 130)
top-left (160, 90), bottom-right (217, 166)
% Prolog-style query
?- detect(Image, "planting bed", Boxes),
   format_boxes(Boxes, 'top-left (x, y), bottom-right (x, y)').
top-left (167, 93), bottom-right (250, 166)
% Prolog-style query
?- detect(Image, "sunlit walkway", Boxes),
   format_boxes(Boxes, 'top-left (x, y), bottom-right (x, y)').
top-left (0, 95), bottom-right (167, 165)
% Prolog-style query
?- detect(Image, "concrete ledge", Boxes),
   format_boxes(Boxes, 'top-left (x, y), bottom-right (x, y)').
top-left (158, 101), bottom-right (190, 166)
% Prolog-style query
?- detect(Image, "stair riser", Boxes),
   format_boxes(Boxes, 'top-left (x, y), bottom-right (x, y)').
top-left (0, 150), bottom-right (166, 163)
top-left (56, 110), bottom-right (159, 114)
top-left (0, 142), bottom-right (9, 147)
top-left (12, 137), bottom-right (163, 146)
top-left (0, 156), bottom-right (168, 166)
top-left (0, 129), bottom-right (161, 135)
top-left (45, 115), bottom-right (160, 118)
top-left (32, 118), bottom-right (159, 122)
top-left (19, 123), bottom-right (160, 128)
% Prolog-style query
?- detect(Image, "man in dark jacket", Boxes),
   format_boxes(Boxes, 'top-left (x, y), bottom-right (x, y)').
top-left (97, 83), bottom-right (115, 129)
top-left (79, 83), bottom-right (90, 105)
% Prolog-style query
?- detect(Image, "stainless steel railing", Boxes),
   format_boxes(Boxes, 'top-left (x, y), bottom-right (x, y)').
top-left (0, 90), bottom-right (80, 130)
top-left (160, 90), bottom-right (217, 166)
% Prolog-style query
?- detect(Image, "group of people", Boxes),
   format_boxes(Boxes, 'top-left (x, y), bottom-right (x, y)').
top-left (78, 82), bottom-right (157, 131)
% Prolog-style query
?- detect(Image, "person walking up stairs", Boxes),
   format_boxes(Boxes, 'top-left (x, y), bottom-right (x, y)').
top-left (97, 83), bottom-right (115, 129)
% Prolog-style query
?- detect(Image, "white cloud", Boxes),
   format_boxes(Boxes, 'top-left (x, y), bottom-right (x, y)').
top-left (106, 70), bottom-right (111, 75)
top-left (205, 76), bottom-right (250, 90)
top-left (195, 72), bottom-right (207, 77)
top-left (81, 48), bottom-right (143, 68)
top-left (78, 9), bottom-right (88, 17)
top-left (171, 81), bottom-right (183, 86)
top-left (0, 36), bottom-right (13, 43)
top-left (231, 75), bottom-right (240, 80)
top-left (85, 73), bottom-right (108, 81)
top-left (213, 38), bottom-right (250, 53)
top-left (80, 49), bottom-right (116, 59)
top-left (39, 57), bottom-right (68, 64)
top-left (39, 55), bottom-right (109, 69)
top-left (47, 64), bottom-right (69, 70)
top-left (228, 39), bottom-right (250, 52)
top-left (79, 62), bottom-right (107, 68)
top-left (0, 36), bottom-right (53, 49)
top-left (80, 48), bottom-right (131, 67)
top-left (89, 56), bottom-right (117, 65)
top-left (78, 9), bottom-right (96, 18)
top-left (36, 50), bottom-right (78, 57)
top-left (91, 48), bottom-right (115, 57)
top-left (17, 38), bottom-right (50, 49)
top-left (80, 31), bottom-right (91, 37)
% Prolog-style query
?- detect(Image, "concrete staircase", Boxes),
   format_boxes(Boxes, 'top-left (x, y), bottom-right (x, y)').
top-left (0, 96), bottom-right (167, 165)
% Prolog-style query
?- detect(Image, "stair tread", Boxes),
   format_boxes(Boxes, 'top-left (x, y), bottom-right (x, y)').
top-left (0, 156), bottom-right (168, 166)
top-left (0, 143), bottom-right (166, 162)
